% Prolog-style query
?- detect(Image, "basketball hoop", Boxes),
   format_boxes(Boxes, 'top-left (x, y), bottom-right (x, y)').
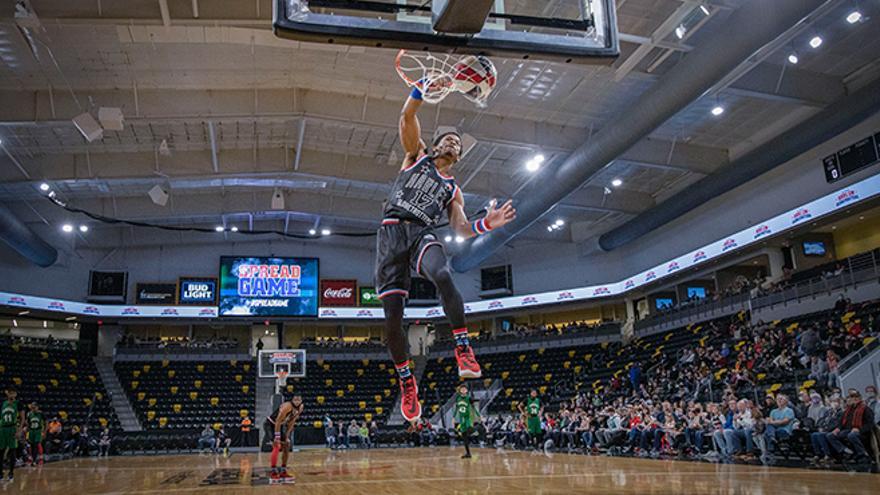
top-left (395, 50), bottom-right (497, 107)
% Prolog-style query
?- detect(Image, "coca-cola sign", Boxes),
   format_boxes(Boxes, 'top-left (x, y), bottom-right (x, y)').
top-left (320, 279), bottom-right (357, 306)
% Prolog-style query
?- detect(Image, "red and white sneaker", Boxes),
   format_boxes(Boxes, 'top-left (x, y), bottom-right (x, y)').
top-left (399, 376), bottom-right (422, 423)
top-left (455, 345), bottom-right (482, 379)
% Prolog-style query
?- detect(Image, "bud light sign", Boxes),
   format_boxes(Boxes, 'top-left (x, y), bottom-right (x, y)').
top-left (178, 278), bottom-right (217, 305)
top-left (320, 279), bottom-right (357, 307)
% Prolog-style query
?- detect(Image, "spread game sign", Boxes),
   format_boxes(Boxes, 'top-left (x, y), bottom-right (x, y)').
top-left (218, 257), bottom-right (318, 316)
top-left (320, 280), bottom-right (357, 306)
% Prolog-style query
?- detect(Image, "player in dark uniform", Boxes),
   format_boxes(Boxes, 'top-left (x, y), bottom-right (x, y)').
top-left (453, 384), bottom-right (480, 459)
top-left (26, 402), bottom-right (45, 466)
top-left (1, 388), bottom-right (24, 482)
top-left (263, 395), bottom-right (303, 480)
top-left (378, 78), bottom-right (517, 423)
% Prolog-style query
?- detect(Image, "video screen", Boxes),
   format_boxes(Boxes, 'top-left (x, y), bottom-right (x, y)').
top-left (219, 257), bottom-right (318, 316)
top-left (686, 287), bottom-right (706, 299)
top-left (803, 241), bottom-right (827, 257)
top-left (655, 297), bottom-right (674, 310)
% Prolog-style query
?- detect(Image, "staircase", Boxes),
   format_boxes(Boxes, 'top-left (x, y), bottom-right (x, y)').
top-left (386, 355), bottom-right (428, 426)
top-left (94, 357), bottom-right (141, 432)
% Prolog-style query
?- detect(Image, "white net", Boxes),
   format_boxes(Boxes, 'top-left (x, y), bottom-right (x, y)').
top-left (395, 50), bottom-right (497, 107)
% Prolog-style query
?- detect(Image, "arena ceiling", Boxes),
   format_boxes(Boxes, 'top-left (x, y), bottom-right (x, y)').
top-left (0, 0), bottom-right (878, 254)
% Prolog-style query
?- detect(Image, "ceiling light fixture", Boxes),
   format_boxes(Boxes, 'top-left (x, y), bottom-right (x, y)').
top-left (675, 24), bottom-right (686, 39)
top-left (321, 228), bottom-right (331, 236)
top-left (455, 236), bottom-right (464, 244)
top-left (554, 219), bottom-right (565, 227)
top-left (809, 35), bottom-right (823, 49)
top-left (787, 52), bottom-right (799, 64)
top-left (444, 235), bottom-right (453, 242)
top-left (215, 226), bottom-right (225, 232)
top-left (39, 182), bottom-right (50, 191)
top-left (525, 154), bottom-right (545, 172)
top-left (846, 10), bottom-right (862, 24)
top-left (308, 229), bottom-right (317, 236)
top-left (230, 226), bottom-right (239, 232)
top-left (711, 105), bottom-right (725, 116)
top-left (79, 225), bottom-right (88, 233)
top-left (611, 178), bottom-right (623, 187)
top-left (62, 224), bottom-right (73, 233)
top-left (699, 4), bottom-right (710, 16)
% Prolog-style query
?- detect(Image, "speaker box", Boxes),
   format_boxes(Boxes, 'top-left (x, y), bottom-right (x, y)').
top-left (98, 107), bottom-right (125, 131)
top-left (148, 185), bottom-right (169, 206)
top-left (271, 188), bottom-right (285, 210)
top-left (73, 113), bottom-right (103, 142)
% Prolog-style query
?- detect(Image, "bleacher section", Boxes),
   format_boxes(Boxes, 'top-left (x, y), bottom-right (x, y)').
top-left (0, 340), bottom-right (120, 432)
top-left (281, 357), bottom-right (397, 427)
top-left (115, 359), bottom-right (256, 431)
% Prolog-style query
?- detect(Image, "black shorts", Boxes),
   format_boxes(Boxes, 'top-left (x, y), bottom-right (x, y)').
top-left (374, 219), bottom-right (445, 299)
top-left (263, 419), bottom-right (289, 442)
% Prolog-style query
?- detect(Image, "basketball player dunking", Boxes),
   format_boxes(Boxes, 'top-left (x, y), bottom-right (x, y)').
top-left (264, 394), bottom-right (303, 480)
top-left (377, 81), bottom-right (517, 423)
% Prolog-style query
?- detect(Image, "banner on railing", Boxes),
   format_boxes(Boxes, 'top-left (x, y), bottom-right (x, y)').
top-left (2, 173), bottom-right (879, 320)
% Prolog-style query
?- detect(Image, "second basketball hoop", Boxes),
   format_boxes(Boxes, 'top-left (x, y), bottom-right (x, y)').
top-left (395, 50), bottom-right (498, 107)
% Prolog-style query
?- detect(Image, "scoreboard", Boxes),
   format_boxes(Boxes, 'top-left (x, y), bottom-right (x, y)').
top-left (823, 131), bottom-right (880, 183)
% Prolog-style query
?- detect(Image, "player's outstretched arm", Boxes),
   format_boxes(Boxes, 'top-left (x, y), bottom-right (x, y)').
top-left (399, 93), bottom-right (426, 169)
top-left (448, 194), bottom-right (516, 240)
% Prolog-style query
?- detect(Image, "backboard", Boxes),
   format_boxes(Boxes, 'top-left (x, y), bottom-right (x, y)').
top-left (258, 349), bottom-right (307, 379)
top-left (273, 0), bottom-right (619, 63)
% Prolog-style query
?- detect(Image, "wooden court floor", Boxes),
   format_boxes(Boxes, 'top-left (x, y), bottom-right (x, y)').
top-left (6, 447), bottom-right (877, 494)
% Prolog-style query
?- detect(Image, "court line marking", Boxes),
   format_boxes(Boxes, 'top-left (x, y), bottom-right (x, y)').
top-left (93, 468), bottom-right (879, 495)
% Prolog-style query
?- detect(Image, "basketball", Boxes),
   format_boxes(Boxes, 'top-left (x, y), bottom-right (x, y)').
top-left (451, 55), bottom-right (498, 102)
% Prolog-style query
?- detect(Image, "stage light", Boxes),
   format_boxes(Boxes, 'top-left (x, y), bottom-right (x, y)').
top-left (455, 236), bottom-right (464, 243)
top-left (444, 235), bottom-right (453, 242)
top-left (787, 52), bottom-right (799, 64)
top-left (554, 219), bottom-right (564, 227)
top-left (215, 226), bottom-right (224, 232)
top-left (846, 11), bottom-right (862, 24)
top-left (321, 228), bottom-right (331, 236)
top-left (79, 225), bottom-right (88, 233)
top-left (809, 36), bottom-right (823, 48)
top-left (62, 224), bottom-right (73, 233)
top-left (230, 226), bottom-right (239, 232)
top-left (675, 24), bottom-right (686, 39)
top-left (525, 154), bottom-right (545, 172)
top-left (711, 106), bottom-right (725, 116)
top-left (39, 182), bottom-right (50, 191)
top-left (611, 178), bottom-right (623, 187)
top-left (309, 229), bottom-right (317, 235)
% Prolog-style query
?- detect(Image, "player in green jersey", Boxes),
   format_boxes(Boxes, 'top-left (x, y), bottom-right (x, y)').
top-left (453, 384), bottom-right (480, 459)
top-left (26, 402), bottom-right (46, 466)
top-left (1, 388), bottom-right (25, 482)
top-left (518, 389), bottom-right (544, 449)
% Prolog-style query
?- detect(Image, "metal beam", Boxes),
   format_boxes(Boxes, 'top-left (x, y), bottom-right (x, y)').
top-left (158, 0), bottom-right (171, 27)
top-left (207, 120), bottom-right (219, 173)
top-left (614, 2), bottom-right (695, 82)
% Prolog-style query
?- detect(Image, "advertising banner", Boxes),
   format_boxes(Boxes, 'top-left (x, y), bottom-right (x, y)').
top-left (358, 286), bottom-right (382, 307)
top-left (218, 257), bottom-right (319, 317)
top-left (178, 278), bottom-right (217, 305)
top-left (320, 280), bottom-right (357, 306)
top-left (135, 283), bottom-right (177, 305)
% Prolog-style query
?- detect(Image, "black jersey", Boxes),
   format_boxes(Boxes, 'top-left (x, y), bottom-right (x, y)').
top-left (383, 154), bottom-right (459, 226)
top-left (267, 401), bottom-right (302, 425)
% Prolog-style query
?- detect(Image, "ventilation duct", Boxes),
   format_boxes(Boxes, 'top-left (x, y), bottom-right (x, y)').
top-left (599, 77), bottom-right (880, 251)
top-left (0, 202), bottom-right (58, 267)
